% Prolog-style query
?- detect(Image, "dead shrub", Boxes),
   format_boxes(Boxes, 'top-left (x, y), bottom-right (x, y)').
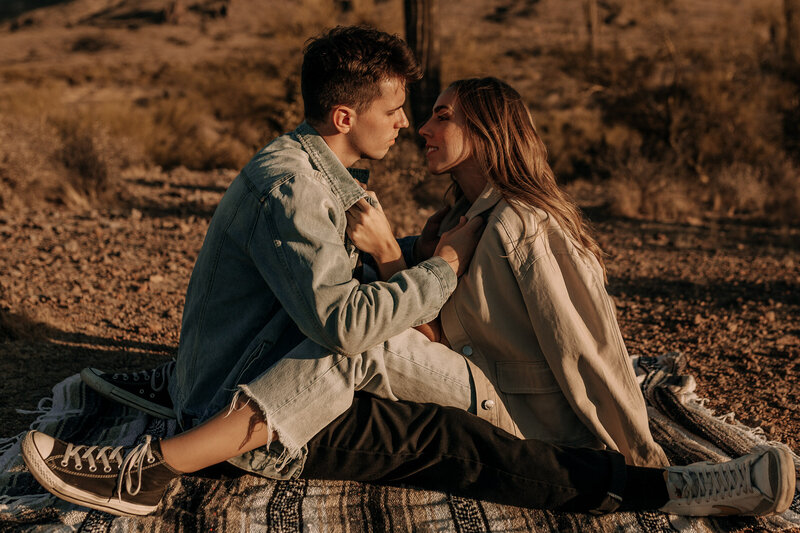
top-left (52, 116), bottom-right (111, 204)
top-left (710, 163), bottom-right (771, 216)
top-left (145, 97), bottom-right (251, 170)
top-left (550, 38), bottom-right (797, 222)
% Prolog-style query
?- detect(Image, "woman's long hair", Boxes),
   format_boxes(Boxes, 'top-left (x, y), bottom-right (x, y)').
top-left (449, 77), bottom-right (606, 277)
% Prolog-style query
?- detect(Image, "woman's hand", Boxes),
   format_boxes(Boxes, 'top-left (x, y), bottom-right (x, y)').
top-left (434, 216), bottom-right (484, 277)
top-left (414, 205), bottom-right (451, 262)
top-left (414, 317), bottom-right (450, 346)
top-left (346, 191), bottom-right (406, 280)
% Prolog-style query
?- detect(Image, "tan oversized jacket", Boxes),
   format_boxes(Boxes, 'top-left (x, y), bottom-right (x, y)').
top-left (438, 185), bottom-right (668, 467)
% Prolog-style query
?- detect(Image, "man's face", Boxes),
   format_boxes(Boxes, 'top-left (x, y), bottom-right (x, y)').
top-left (347, 78), bottom-right (409, 161)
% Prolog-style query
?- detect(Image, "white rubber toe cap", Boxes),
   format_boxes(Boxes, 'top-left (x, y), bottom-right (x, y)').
top-left (30, 431), bottom-right (55, 458)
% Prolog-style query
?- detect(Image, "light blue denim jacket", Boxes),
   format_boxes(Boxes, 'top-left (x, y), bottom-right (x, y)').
top-left (169, 122), bottom-right (457, 426)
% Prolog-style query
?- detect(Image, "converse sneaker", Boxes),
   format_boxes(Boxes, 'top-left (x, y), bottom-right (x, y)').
top-left (22, 431), bottom-right (180, 516)
top-left (81, 360), bottom-right (176, 419)
top-left (660, 446), bottom-right (796, 516)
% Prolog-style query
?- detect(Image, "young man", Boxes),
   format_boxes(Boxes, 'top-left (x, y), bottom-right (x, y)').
top-left (22, 26), bottom-right (795, 518)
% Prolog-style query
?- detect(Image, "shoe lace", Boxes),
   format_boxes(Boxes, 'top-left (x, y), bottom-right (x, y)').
top-left (61, 436), bottom-right (158, 499)
top-left (677, 460), bottom-right (752, 504)
top-left (113, 360), bottom-right (175, 391)
top-left (63, 443), bottom-right (125, 473)
top-left (116, 436), bottom-right (157, 499)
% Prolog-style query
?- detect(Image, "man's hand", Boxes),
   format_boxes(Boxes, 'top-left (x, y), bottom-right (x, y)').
top-left (346, 192), bottom-right (406, 280)
top-left (433, 216), bottom-right (484, 277)
top-left (414, 205), bottom-right (451, 262)
top-left (346, 193), bottom-right (400, 262)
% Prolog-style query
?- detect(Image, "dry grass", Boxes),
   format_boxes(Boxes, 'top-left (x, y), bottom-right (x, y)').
top-left (0, 0), bottom-right (798, 222)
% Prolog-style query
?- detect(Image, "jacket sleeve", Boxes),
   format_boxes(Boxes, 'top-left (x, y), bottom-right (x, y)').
top-left (249, 173), bottom-right (456, 356)
top-left (504, 219), bottom-right (669, 467)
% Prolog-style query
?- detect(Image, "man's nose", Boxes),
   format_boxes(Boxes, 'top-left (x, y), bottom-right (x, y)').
top-left (397, 108), bottom-right (409, 129)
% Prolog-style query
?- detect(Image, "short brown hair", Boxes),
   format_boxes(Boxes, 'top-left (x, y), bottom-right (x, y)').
top-left (301, 26), bottom-right (421, 124)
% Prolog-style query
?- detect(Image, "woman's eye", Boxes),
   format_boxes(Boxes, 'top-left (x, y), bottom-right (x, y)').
top-left (437, 115), bottom-right (449, 121)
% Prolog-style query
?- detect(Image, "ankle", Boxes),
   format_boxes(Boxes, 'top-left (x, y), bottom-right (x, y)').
top-left (157, 438), bottom-right (187, 474)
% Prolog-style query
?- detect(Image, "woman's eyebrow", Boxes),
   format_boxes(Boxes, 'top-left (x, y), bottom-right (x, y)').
top-left (433, 105), bottom-right (453, 113)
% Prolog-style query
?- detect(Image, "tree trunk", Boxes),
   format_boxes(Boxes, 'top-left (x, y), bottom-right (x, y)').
top-left (584, 0), bottom-right (599, 57)
top-left (786, 0), bottom-right (800, 69)
top-left (404, 0), bottom-right (441, 131)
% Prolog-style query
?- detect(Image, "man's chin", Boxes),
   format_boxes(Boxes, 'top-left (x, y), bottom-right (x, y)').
top-left (360, 149), bottom-right (391, 161)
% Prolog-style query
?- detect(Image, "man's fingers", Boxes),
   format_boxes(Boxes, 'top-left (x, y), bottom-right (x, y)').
top-left (350, 198), bottom-right (370, 212)
top-left (365, 191), bottom-right (384, 213)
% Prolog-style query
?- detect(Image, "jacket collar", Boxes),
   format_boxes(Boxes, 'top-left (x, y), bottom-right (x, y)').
top-left (294, 122), bottom-right (369, 210)
top-left (464, 183), bottom-right (503, 221)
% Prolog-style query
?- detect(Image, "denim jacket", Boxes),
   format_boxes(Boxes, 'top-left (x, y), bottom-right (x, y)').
top-left (170, 122), bottom-right (457, 425)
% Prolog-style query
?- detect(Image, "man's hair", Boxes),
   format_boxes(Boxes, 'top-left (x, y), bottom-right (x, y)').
top-left (301, 26), bottom-right (421, 124)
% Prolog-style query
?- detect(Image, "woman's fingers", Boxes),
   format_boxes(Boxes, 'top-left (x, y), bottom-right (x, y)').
top-left (428, 204), bottom-right (451, 223)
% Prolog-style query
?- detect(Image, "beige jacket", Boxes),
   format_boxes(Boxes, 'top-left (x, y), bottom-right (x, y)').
top-left (438, 185), bottom-right (668, 467)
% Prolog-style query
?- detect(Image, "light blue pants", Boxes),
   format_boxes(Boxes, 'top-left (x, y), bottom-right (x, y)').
top-left (228, 327), bottom-right (476, 479)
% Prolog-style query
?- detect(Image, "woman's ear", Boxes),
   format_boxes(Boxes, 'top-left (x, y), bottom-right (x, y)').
top-left (331, 105), bottom-right (355, 134)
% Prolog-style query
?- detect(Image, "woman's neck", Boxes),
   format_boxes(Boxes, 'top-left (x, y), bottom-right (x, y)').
top-left (452, 165), bottom-right (488, 203)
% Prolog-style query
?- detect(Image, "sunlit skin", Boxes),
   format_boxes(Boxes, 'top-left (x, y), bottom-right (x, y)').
top-left (319, 77), bottom-right (409, 167)
top-left (418, 87), bottom-right (487, 202)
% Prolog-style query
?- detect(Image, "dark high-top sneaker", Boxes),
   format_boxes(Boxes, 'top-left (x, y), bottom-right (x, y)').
top-left (22, 431), bottom-right (181, 516)
top-left (81, 360), bottom-right (176, 419)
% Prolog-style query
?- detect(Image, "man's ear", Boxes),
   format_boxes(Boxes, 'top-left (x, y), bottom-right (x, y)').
top-left (331, 105), bottom-right (356, 134)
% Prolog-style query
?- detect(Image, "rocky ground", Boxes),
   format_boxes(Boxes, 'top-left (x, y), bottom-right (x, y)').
top-left (0, 168), bottom-right (798, 454)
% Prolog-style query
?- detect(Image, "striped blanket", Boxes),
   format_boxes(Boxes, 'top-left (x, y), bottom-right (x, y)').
top-left (1, 353), bottom-right (798, 532)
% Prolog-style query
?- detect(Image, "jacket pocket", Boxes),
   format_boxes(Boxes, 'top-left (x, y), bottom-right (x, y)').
top-left (495, 361), bottom-right (561, 394)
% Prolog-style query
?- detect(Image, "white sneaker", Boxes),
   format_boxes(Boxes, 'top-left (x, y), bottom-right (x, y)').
top-left (660, 446), bottom-right (796, 516)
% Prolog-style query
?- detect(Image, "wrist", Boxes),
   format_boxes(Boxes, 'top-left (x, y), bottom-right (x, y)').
top-left (373, 241), bottom-right (402, 264)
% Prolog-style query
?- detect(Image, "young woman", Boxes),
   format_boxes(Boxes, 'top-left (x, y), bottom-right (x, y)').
top-left (350, 76), bottom-right (666, 467)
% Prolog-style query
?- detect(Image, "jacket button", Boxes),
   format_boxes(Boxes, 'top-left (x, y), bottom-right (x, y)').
top-left (481, 399), bottom-right (495, 410)
top-left (461, 345), bottom-right (473, 356)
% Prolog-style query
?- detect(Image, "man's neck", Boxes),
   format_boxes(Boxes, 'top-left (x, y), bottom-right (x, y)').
top-left (310, 121), bottom-right (360, 168)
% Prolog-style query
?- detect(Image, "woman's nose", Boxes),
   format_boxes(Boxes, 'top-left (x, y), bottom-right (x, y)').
top-left (418, 118), bottom-right (431, 137)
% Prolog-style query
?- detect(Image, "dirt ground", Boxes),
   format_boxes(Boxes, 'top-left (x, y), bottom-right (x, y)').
top-left (0, 168), bottom-right (797, 456)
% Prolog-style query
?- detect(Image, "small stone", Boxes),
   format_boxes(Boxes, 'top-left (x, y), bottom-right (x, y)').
top-left (765, 311), bottom-right (776, 322)
top-left (131, 209), bottom-right (143, 221)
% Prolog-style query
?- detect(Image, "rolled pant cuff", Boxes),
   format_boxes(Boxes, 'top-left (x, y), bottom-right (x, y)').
top-left (224, 385), bottom-right (308, 480)
top-left (590, 451), bottom-right (626, 514)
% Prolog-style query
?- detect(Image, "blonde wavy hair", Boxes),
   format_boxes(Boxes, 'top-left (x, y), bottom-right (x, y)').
top-left (448, 77), bottom-right (606, 277)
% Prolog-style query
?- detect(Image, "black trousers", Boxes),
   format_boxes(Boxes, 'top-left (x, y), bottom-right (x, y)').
top-left (301, 393), bottom-right (632, 513)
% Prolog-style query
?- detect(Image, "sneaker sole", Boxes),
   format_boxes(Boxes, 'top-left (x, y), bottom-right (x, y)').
top-left (81, 367), bottom-right (176, 419)
top-left (21, 432), bottom-right (158, 517)
top-left (771, 446), bottom-right (796, 515)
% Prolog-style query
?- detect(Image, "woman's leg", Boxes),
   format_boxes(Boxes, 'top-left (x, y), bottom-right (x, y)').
top-left (159, 398), bottom-right (274, 474)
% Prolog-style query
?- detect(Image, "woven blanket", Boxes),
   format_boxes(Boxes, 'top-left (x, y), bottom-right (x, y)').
top-left (1, 353), bottom-right (798, 532)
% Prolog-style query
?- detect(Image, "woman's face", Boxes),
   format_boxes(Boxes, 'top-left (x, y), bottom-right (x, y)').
top-left (418, 88), bottom-right (473, 175)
